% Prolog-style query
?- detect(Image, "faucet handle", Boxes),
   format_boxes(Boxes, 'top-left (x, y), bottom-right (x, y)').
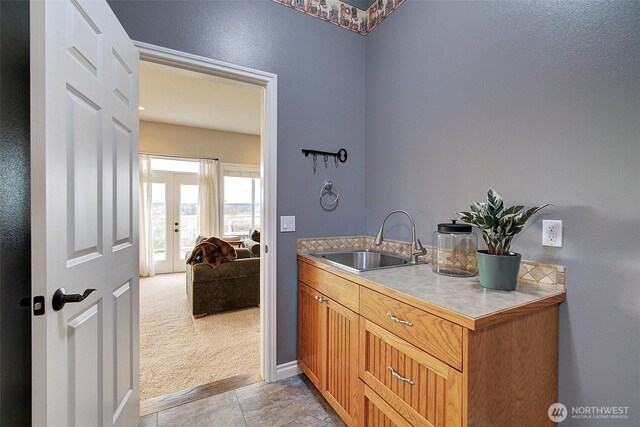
top-left (414, 239), bottom-right (427, 256)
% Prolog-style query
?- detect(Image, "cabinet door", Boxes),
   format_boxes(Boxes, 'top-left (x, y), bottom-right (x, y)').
top-left (322, 297), bottom-right (359, 425)
top-left (298, 282), bottom-right (324, 387)
top-left (359, 319), bottom-right (462, 427)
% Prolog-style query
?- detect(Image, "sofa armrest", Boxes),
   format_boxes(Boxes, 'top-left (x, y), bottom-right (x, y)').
top-left (243, 239), bottom-right (260, 257)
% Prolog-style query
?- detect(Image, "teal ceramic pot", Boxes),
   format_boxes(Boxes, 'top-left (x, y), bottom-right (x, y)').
top-left (476, 250), bottom-right (521, 291)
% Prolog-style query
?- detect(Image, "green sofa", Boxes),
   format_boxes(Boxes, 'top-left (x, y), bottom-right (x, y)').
top-left (186, 238), bottom-right (260, 317)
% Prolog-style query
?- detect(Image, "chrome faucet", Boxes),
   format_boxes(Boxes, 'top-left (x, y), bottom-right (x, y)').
top-left (374, 210), bottom-right (427, 264)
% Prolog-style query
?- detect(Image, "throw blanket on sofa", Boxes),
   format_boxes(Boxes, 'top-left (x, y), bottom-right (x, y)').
top-left (186, 237), bottom-right (237, 269)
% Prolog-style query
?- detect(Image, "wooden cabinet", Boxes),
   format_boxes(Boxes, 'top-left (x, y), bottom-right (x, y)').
top-left (298, 276), bottom-right (359, 424)
top-left (298, 257), bottom-right (561, 427)
top-left (298, 282), bottom-right (323, 386)
top-left (322, 297), bottom-right (359, 425)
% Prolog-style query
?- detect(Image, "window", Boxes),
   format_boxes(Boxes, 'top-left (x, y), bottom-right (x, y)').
top-left (221, 164), bottom-right (261, 238)
top-left (151, 182), bottom-right (167, 260)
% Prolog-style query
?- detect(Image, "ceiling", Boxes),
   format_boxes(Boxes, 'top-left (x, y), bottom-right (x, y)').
top-left (139, 61), bottom-right (262, 135)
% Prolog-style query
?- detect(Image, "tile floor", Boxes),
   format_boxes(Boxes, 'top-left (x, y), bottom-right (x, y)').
top-left (139, 375), bottom-right (346, 427)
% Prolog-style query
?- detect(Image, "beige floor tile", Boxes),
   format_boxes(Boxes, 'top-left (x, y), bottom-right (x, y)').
top-left (157, 390), bottom-right (246, 427)
top-left (236, 376), bottom-right (326, 426)
top-left (139, 413), bottom-right (157, 427)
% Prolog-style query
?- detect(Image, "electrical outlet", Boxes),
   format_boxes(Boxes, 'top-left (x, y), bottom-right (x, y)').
top-left (542, 220), bottom-right (563, 247)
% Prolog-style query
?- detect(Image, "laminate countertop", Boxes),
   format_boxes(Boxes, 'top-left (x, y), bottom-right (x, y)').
top-left (297, 251), bottom-right (566, 330)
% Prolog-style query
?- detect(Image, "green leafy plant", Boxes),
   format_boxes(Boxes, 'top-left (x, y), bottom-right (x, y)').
top-left (457, 188), bottom-right (549, 256)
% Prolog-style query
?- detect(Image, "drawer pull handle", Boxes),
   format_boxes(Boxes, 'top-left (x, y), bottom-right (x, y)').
top-left (315, 296), bottom-right (327, 303)
top-left (388, 366), bottom-right (414, 385)
top-left (387, 312), bottom-right (413, 326)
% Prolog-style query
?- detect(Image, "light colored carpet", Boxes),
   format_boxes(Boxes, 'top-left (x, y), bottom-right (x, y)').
top-left (140, 273), bottom-right (260, 401)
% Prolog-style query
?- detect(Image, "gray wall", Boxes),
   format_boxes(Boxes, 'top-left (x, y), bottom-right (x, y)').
top-left (364, 1), bottom-right (640, 425)
top-left (108, 0), bottom-right (366, 364)
top-left (0, 0), bottom-right (32, 425)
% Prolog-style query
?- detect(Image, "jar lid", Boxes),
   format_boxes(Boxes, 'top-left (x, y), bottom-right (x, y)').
top-left (437, 220), bottom-right (472, 233)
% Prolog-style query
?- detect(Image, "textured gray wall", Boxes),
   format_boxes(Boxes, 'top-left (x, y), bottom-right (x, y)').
top-left (0, 0), bottom-right (32, 425)
top-left (108, 0), bottom-right (366, 364)
top-left (364, 1), bottom-right (640, 425)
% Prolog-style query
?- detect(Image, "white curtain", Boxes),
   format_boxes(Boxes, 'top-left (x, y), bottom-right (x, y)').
top-left (197, 159), bottom-right (220, 237)
top-left (139, 154), bottom-right (155, 277)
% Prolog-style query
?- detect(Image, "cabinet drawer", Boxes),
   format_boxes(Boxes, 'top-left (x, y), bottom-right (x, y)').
top-left (359, 318), bottom-right (463, 427)
top-left (358, 380), bottom-right (411, 427)
top-left (360, 287), bottom-right (462, 370)
top-left (298, 260), bottom-right (359, 312)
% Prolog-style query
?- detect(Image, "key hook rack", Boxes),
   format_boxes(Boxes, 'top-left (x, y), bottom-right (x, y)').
top-left (302, 148), bottom-right (348, 163)
top-left (302, 148), bottom-right (348, 174)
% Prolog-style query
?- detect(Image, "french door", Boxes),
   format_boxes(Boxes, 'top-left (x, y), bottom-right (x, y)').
top-left (151, 172), bottom-right (199, 273)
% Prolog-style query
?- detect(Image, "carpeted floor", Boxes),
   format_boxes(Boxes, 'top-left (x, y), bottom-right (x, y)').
top-left (140, 273), bottom-right (260, 401)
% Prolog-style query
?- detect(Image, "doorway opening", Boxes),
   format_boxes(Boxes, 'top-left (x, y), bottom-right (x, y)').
top-left (135, 42), bottom-right (278, 411)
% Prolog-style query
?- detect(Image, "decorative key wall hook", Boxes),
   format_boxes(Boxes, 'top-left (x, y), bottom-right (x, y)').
top-left (302, 148), bottom-right (347, 173)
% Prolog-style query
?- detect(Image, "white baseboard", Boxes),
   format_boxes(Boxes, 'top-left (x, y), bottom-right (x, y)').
top-left (276, 360), bottom-right (301, 381)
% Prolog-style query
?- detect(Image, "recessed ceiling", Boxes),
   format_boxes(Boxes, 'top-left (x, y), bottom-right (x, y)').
top-left (139, 61), bottom-right (262, 135)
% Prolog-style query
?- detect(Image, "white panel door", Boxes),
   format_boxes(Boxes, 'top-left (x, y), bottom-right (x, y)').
top-left (30, 1), bottom-right (140, 426)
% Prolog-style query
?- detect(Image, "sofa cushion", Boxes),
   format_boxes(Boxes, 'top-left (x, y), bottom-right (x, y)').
top-left (236, 248), bottom-right (252, 259)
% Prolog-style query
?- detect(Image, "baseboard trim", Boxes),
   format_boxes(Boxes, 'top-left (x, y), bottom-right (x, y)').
top-left (276, 361), bottom-right (301, 381)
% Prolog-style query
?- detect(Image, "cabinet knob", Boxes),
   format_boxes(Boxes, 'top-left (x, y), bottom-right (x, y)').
top-left (315, 295), bottom-right (326, 303)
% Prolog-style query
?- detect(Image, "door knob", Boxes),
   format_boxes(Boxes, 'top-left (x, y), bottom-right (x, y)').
top-left (52, 288), bottom-right (96, 311)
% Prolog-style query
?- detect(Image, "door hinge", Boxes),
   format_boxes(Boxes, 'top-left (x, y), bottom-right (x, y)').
top-left (33, 296), bottom-right (45, 316)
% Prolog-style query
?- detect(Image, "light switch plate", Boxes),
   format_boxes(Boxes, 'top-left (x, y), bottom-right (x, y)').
top-left (542, 220), bottom-right (563, 247)
top-left (280, 216), bottom-right (296, 232)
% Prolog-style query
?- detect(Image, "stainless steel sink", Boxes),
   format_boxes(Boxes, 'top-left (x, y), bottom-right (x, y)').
top-left (310, 249), bottom-right (410, 273)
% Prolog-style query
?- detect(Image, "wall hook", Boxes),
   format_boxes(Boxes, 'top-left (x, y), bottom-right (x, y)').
top-left (302, 148), bottom-right (348, 172)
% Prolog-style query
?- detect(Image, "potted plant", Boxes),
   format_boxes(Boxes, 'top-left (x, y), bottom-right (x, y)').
top-left (457, 188), bottom-right (549, 291)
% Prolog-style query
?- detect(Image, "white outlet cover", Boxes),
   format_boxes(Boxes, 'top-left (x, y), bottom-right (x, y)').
top-left (280, 216), bottom-right (296, 233)
top-left (542, 220), bottom-right (563, 247)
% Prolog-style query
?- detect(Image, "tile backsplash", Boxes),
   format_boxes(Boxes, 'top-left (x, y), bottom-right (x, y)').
top-left (297, 235), bottom-right (566, 290)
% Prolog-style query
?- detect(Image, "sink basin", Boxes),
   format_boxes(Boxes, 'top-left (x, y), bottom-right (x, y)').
top-left (310, 249), bottom-right (410, 273)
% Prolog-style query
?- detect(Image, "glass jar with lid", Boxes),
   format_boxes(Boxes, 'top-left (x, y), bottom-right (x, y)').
top-left (432, 220), bottom-right (478, 277)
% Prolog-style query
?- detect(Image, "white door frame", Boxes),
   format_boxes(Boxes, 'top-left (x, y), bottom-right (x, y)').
top-left (135, 41), bottom-right (278, 382)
